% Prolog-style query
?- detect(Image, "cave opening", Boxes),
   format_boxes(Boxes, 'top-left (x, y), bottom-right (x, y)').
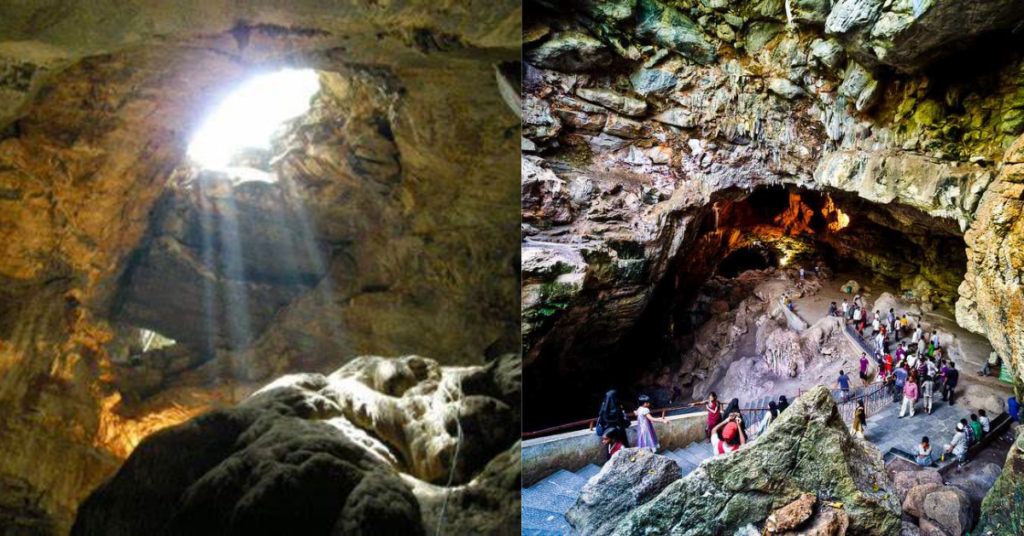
top-left (716, 244), bottom-right (779, 278)
top-left (525, 184), bottom-right (979, 431)
top-left (186, 68), bottom-right (321, 182)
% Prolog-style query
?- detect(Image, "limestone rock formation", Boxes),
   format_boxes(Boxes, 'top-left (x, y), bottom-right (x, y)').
top-left (565, 448), bottom-right (682, 536)
top-left (521, 0), bottom-right (1024, 436)
top-left (976, 434), bottom-right (1024, 535)
top-left (72, 354), bottom-right (521, 535)
top-left (614, 387), bottom-right (901, 535)
top-left (0, 1), bottom-right (520, 532)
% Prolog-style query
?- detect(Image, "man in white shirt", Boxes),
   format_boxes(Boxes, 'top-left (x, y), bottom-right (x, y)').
top-left (912, 327), bottom-right (922, 344)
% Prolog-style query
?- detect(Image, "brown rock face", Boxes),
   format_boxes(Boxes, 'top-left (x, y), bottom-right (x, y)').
top-left (0, 2), bottom-right (520, 532)
top-left (765, 493), bottom-right (817, 532)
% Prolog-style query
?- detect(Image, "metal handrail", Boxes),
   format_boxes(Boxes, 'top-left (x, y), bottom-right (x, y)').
top-left (522, 401), bottom-right (785, 440)
top-left (521, 402), bottom-right (705, 439)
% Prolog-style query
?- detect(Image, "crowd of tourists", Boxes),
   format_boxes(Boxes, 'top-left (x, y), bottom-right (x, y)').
top-left (593, 293), bottom-right (1003, 469)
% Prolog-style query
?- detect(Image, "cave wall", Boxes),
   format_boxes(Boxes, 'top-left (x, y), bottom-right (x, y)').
top-left (0, 3), bottom-right (520, 532)
top-left (521, 0), bottom-right (1024, 428)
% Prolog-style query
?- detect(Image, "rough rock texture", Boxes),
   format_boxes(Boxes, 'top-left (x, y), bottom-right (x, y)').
top-left (565, 448), bottom-right (682, 536)
top-left (72, 354), bottom-right (521, 535)
top-left (764, 493), bottom-right (816, 533)
top-left (614, 387), bottom-right (901, 535)
top-left (902, 483), bottom-right (945, 520)
top-left (522, 0), bottom-right (1024, 431)
top-left (0, 2), bottom-right (520, 532)
top-left (893, 469), bottom-right (944, 503)
top-left (976, 433), bottom-right (1024, 535)
top-left (922, 487), bottom-right (972, 536)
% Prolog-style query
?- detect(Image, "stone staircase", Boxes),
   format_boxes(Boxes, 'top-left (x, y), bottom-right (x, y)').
top-left (521, 396), bottom-right (780, 534)
top-left (521, 440), bottom-right (718, 534)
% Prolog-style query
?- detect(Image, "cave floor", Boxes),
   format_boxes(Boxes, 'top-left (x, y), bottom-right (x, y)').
top-left (790, 268), bottom-right (1011, 395)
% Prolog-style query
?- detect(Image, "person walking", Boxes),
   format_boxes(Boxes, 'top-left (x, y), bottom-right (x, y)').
top-left (872, 313), bottom-right (881, 336)
top-left (777, 395), bottom-right (789, 414)
top-left (851, 401), bottom-right (866, 439)
top-left (921, 373), bottom-right (935, 414)
top-left (912, 325), bottom-right (923, 345)
top-left (893, 364), bottom-right (908, 404)
top-left (601, 427), bottom-right (626, 460)
top-left (916, 436), bottom-right (934, 467)
top-left (859, 353), bottom-right (871, 386)
top-left (595, 390), bottom-right (629, 442)
top-left (943, 362), bottom-right (960, 405)
top-left (836, 370), bottom-right (852, 402)
top-left (704, 392), bottom-right (722, 442)
top-left (757, 401), bottom-right (779, 435)
top-left (635, 395), bottom-right (668, 453)
top-left (841, 299), bottom-right (850, 320)
top-left (899, 376), bottom-right (918, 418)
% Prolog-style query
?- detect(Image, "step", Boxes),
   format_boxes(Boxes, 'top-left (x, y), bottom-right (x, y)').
top-left (685, 444), bottom-right (712, 464)
top-left (528, 479), bottom-right (583, 501)
top-left (521, 506), bottom-right (572, 534)
top-left (522, 486), bottom-right (578, 515)
top-left (522, 529), bottom-right (569, 536)
top-left (540, 469), bottom-right (588, 495)
top-left (663, 450), bottom-right (696, 474)
top-left (690, 440), bottom-right (714, 458)
top-left (674, 447), bottom-right (705, 467)
top-left (575, 463), bottom-right (601, 481)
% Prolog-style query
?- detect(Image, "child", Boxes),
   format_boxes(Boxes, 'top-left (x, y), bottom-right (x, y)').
top-left (601, 427), bottom-right (625, 460)
top-left (636, 395), bottom-right (668, 453)
top-left (979, 409), bottom-right (991, 434)
top-left (916, 436), bottom-right (934, 467)
top-left (705, 393), bottom-right (722, 442)
top-left (970, 414), bottom-right (984, 442)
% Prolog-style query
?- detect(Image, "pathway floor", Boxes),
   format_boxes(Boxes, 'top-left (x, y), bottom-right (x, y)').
top-left (863, 391), bottom-right (978, 463)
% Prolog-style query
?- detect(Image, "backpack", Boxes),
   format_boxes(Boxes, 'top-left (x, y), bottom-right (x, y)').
top-left (964, 425), bottom-right (977, 447)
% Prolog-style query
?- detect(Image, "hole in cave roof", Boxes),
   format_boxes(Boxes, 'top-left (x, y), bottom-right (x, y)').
top-left (186, 68), bottom-right (321, 181)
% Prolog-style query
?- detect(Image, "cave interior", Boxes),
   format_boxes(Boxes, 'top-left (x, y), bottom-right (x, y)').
top-left (528, 185), bottom-right (973, 429)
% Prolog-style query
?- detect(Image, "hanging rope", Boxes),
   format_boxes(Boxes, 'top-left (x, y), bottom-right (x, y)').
top-left (436, 377), bottom-right (464, 536)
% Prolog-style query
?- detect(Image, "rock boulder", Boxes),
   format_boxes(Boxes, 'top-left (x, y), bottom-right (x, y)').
top-left (614, 386), bottom-right (901, 535)
top-left (565, 448), bottom-right (681, 536)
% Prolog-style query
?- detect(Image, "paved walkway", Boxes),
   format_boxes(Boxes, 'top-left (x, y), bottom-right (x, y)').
top-left (862, 392), bottom-right (977, 464)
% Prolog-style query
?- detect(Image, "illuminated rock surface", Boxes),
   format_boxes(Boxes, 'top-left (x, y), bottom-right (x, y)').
top-left (0, 1), bottom-right (520, 532)
top-left (72, 354), bottom-right (520, 535)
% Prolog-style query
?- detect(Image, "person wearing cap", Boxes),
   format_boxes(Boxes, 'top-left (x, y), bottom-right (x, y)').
top-left (945, 422), bottom-right (969, 466)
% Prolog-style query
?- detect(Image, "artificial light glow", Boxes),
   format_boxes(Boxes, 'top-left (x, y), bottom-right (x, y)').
top-left (187, 69), bottom-right (320, 170)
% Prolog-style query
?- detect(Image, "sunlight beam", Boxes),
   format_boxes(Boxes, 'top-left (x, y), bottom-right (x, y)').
top-left (187, 69), bottom-right (320, 171)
